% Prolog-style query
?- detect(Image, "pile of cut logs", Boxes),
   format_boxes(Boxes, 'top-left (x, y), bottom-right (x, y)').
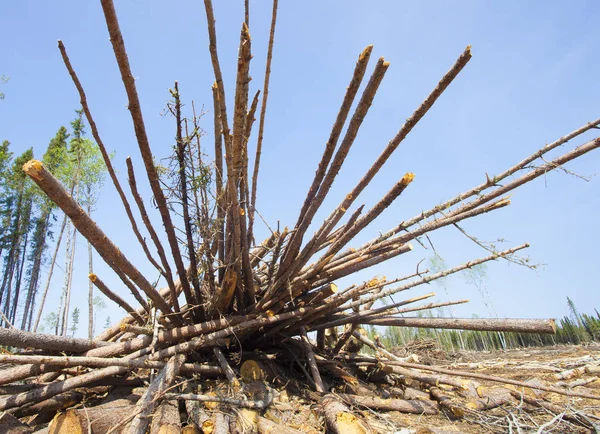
top-left (2, 0), bottom-right (600, 432)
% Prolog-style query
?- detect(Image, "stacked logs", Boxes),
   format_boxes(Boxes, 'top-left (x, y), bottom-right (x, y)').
top-left (1, 0), bottom-right (600, 432)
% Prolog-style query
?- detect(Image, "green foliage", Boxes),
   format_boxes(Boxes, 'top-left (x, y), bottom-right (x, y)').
top-left (566, 296), bottom-right (582, 327)
top-left (70, 307), bottom-right (80, 337)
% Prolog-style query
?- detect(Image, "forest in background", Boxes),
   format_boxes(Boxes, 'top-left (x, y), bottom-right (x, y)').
top-left (0, 109), bottom-right (109, 338)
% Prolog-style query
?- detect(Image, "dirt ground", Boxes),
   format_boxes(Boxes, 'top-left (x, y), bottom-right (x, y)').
top-left (352, 342), bottom-right (600, 433)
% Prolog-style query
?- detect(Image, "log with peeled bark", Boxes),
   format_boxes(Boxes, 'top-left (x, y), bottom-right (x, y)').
top-left (359, 316), bottom-right (557, 333)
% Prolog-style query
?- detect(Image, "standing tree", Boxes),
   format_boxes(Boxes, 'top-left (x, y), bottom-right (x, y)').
top-left (70, 307), bottom-right (80, 337)
top-left (0, 148), bottom-right (35, 326)
top-left (20, 127), bottom-right (70, 330)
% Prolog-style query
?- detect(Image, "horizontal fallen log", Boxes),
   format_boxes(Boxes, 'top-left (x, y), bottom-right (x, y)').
top-left (0, 327), bottom-right (109, 353)
top-left (163, 392), bottom-right (273, 409)
top-left (0, 354), bottom-right (221, 376)
top-left (338, 393), bottom-right (439, 414)
top-left (0, 365), bottom-right (129, 411)
top-left (359, 317), bottom-right (557, 334)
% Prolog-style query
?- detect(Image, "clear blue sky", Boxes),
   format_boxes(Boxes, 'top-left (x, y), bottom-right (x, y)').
top-left (1, 1), bottom-right (599, 333)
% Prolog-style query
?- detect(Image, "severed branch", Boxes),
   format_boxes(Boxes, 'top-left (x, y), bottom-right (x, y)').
top-left (88, 273), bottom-right (145, 325)
top-left (57, 40), bottom-right (168, 287)
top-left (100, 0), bottom-right (196, 314)
top-left (249, 0), bottom-right (279, 243)
top-left (126, 157), bottom-right (179, 306)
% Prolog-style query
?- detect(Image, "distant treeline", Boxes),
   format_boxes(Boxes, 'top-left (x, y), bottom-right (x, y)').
top-left (371, 298), bottom-right (600, 352)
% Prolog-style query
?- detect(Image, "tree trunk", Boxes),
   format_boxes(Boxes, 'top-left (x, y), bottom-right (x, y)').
top-left (21, 211), bottom-right (51, 330)
top-left (32, 212), bottom-right (69, 333)
top-left (88, 203), bottom-right (94, 339)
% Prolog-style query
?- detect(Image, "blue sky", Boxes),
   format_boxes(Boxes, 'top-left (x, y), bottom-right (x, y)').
top-left (1, 1), bottom-right (599, 333)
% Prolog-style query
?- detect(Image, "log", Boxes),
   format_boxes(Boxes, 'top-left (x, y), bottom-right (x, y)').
top-left (46, 396), bottom-right (137, 433)
top-left (360, 317), bottom-right (557, 333)
top-left (213, 347), bottom-right (238, 386)
top-left (338, 393), bottom-right (439, 414)
top-left (0, 365), bottom-right (130, 411)
top-left (232, 408), bottom-right (258, 433)
top-left (429, 387), bottom-right (466, 418)
top-left (299, 326), bottom-right (325, 392)
top-left (257, 416), bottom-right (305, 434)
top-left (0, 327), bottom-right (109, 353)
top-left (0, 363), bottom-right (57, 386)
top-left (0, 354), bottom-right (220, 376)
top-left (320, 394), bottom-right (367, 434)
top-left (150, 399), bottom-right (181, 434)
top-left (403, 387), bottom-right (430, 401)
top-left (466, 386), bottom-right (513, 411)
top-left (0, 412), bottom-right (33, 434)
top-left (128, 354), bottom-right (185, 434)
top-left (183, 382), bottom-right (210, 430)
top-left (13, 390), bottom-right (85, 424)
top-left (163, 392), bottom-right (273, 409)
top-left (240, 359), bottom-right (277, 383)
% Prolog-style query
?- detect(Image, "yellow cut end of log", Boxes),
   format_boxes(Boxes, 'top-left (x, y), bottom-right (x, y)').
top-left (203, 391), bottom-right (219, 410)
top-left (265, 310), bottom-right (275, 317)
top-left (88, 273), bottom-right (97, 282)
top-left (239, 207), bottom-right (245, 216)
top-left (345, 194), bottom-right (353, 201)
top-left (240, 360), bottom-right (266, 382)
top-left (22, 159), bottom-right (44, 181)
top-left (336, 412), bottom-right (367, 434)
top-left (400, 172), bottom-right (415, 187)
top-left (202, 419), bottom-right (215, 434)
top-left (383, 61), bottom-right (391, 67)
top-left (466, 44), bottom-right (472, 53)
